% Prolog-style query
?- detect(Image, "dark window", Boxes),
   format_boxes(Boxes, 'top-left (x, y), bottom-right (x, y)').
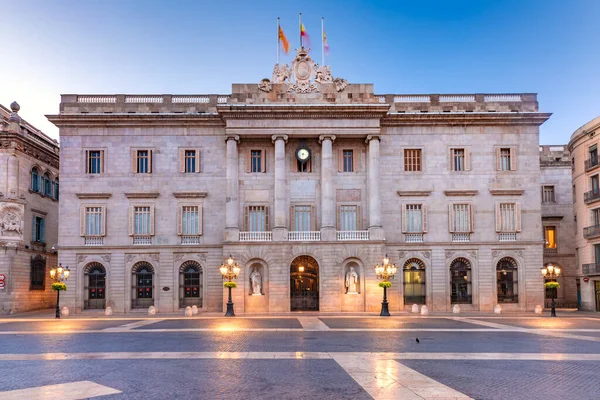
top-left (179, 261), bottom-right (203, 308)
top-left (251, 150), bottom-right (262, 173)
top-left (84, 263), bottom-right (106, 309)
top-left (88, 151), bottom-right (102, 174)
top-left (53, 179), bottom-right (59, 200)
top-left (450, 258), bottom-right (472, 304)
top-left (497, 258), bottom-right (518, 303)
top-left (590, 145), bottom-right (598, 166)
top-left (32, 216), bottom-right (45, 243)
top-left (185, 150), bottom-right (196, 173)
top-left (31, 168), bottom-right (40, 192)
top-left (592, 175), bottom-right (600, 194)
top-left (30, 255), bottom-right (46, 290)
top-left (137, 150), bottom-right (149, 173)
top-left (452, 149), bottom-right (465, 171)
top-left (132, 262), bottom-right (154, 308)
top-left (297, 160), bottom-right (309, 172)
top-left (343, 150), bottom-right (353, 172)
top-left (43, 174), bottom-right (52, 196)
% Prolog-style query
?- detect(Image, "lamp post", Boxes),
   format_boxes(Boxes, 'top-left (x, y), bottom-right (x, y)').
top-left (49, 263), bottom-right (70, 319)
top-left (219, 255), bottom-right (241, 317)
top-left (374, 254), bottom-right (397, 317)
top-left (541, 264), bottom-right (561, 317)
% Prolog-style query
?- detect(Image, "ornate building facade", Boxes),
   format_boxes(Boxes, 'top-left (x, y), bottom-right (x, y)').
top-left (0, 102), bottom-right (60, 314)
top-left (48, 49), bottom-right (550, 314)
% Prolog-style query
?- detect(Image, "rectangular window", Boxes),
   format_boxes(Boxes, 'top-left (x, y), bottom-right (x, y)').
top-left (544, 226), bottom-right (557, 249)
top-left (404, 204), bottom-right (424, 233)
top-left (499, 203), bottom-right (516, 232)
top-left (451, 204), bottom-right (471, 232)
top-left (32, 216), bottom-right (45, 243)
top-left (590, 145), bottom-right (598, 166)
top-left (134, 206), bottom-right (152, 235)
top-left (592, 208), bottom-right (600, 227)
top-left (452, 149), bottom-right (465, 171)
top-left (592, 175), bottom-right (599, 194)
top-left (247, 206), bottom-right (267, 231)
top-left (251, 150), bottom-right (262, 173)
top-left (44, 176), bottom-right (52, 196)
top-left (595, 244), bottom-right (600, 265)
top-left (85, 207), bottom-right (104, 236)
top-left (404, 149), bottom-right (422, 172)
top-left (181, 206), bottom-right (200, 235)
top-left (343, 150), bottom-right (354, 172)
top-left (185, 150), bottom-right (196, 173)
top-left (500, 148), bottom-right (511, 171)
top-left (30, 256), bottom-right (46, 290)
top-left (542, 186), bottom-right (555, 203)
top-left (137, 150), bottom-right (150, 173)
top-left (573, 184), bottom-right (576, 203)
top-left (339, 205), bottom-right (358, 231)
top-left (86, 150), bottom-right (103, 174)
top-left (293, 205), bottom-right (312, 231)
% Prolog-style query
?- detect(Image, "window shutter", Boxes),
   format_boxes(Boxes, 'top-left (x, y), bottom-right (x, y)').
top-left (353, 149), bottom-right (359, 172)
top-left (100, 150), bottom-right (105, 173)
top-left (196, 149), bottom-right (201, 173)
top-left (85, 151), bottom-right (89, 173)
top-left (40, 218), bottom-right (45, 243)
top-left (495, 148), bottom-right (501, 171)
top-left (510, 147), bottom-right (517, 171)
top-left (131, 149), bottom-right (137, 173)
top-left (149, 205), bottom-right (155, 235)
top-left (179, 149), bottom-right (185, 173)
top-left (515, 203), bottom-right (522, 232)
top-left (469, 204), bottom-right (474, 232)
top-left (338, 149), bottom-right (344, 172)
top-left (422, 204), bottom-right (427, 233)
top-left (197, 204), bottom-right (203, 235)
top-left (448, 204), bottom-right (454, 233)
top-left (465, 148), bottom-right (471, 171)
top-left (264, 206), bottom-right (270, 230)
top-left (244, 206), bottom-right (249, 231)
top-left (290, 206), bottom-right (295, 231)
top-left (80, 206), bottom-right (86, 236)
top-left (401, 205), bottom-right (407, 233)
top-left (261, 148), bottom-right (267, 173)
top-left (357, 205), bottom-right (363, 230)
top-left (310, 205), bottom-right (316, 231)
top-left (292, 154), bottom-right (298, 172)
top-left (128, 206), bottom-right (134, 236)
top-left (148, 150), bottom-right (153, 173)
top-left (449, 149), bottom-right (454, 171)
top-left (495, 203), bottom-right (501, 232)
top-left (307, 158), bottom-right (312, 173)
top-left (245, 150), bottom-right (250, 173)
top-left (32, 217), bottom-right (36, 241)
top-left (101, 207), bottom-right (106, 236)
top-left (177, 206), bottom-right (182, 235)
top-left (336, 205), bottom-right (341, 230)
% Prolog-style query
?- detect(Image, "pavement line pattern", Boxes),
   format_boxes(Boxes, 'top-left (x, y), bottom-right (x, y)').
top-left (102, 319), bottom-right (164, 331)
top-left (297, 317), bottom-right (331, 331)
top-left (0, 380), bottom-right (121, 399)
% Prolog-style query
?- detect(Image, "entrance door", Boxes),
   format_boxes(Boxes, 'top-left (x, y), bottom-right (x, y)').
top-left (595, 281), bottom-right (600, 312)
top-left (84, 263), bottom-right (106, 309)
top-left (290, 256), bottom-right (319, 311)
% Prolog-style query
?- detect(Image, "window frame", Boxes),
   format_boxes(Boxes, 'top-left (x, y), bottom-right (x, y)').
top-left (179, 148), bottom-right (202, 173)
top-left (544, 225), bottom-right (557, 249)
top-left (80, 205), bottom-right (106, 237)
top-left (244, 205), bottom-right (269, 232)
top-left (495, 202), bottom-right (521, 233)
top-left (129, 204), bottom-right (155, 236)
top-left (85, 149), bottom-right (104, 174)
top-left (247, 149), bottom-right (267, 173)
top-left (404, 149), bottom-right (422, 172)
top-left (32, 215), bottom-right (45, 243)
top-left (30, 255), bottom-right (46, 290)
top-left (541, 185), bottom-right (556, 203)
top-left (337, 204), bottom-right (361, 231)
top-left (449, 147), bottom-right (471, 172)
top-left (290, 204), bottom-right (316, 231)
top-left (131, 148), bottom-right (153, 174)
top-left (448, 203), bottom-right (473, 233)
top-left (402, 203), bottom-right (427, 233)
top-left (496, 147), bottom-right (517, 171)
top-left (177, 204), bottom-right (203, 236)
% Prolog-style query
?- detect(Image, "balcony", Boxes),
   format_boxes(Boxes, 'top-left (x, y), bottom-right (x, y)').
top-left (452, 233), bottom-right (471, 242)
top-left (583, 224), bottom-right (600, 239)
top-left (133, 236), bottom-right (152, 245)
top-left (239, 231), bottom-right (272, 242)
top-left (583, 263), bottom-right (600, 276)
top-left (405, 233), bottom-right (424, 243)
top-left (585, 157), bottom-right (600, 172)
top-left (181, 235), bottom-right (201, 245)
top-left (84, 236), bottom-right (103, 246)
top-left (584, 190), bottom-right (600, 204)
top-left (498, 232), bottom-right (517, 241)
top-left (544, 247), bottom-right (558, 254)
top-left (337, 231), bottom-right (370, 241)
top-left (288, 231), bottom-right (321, 241)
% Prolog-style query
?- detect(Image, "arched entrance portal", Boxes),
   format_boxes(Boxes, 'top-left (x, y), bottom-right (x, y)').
top-left (84, 262), bottom-right (106, 309)
top-left (290, 256), bottom-right (319, 311)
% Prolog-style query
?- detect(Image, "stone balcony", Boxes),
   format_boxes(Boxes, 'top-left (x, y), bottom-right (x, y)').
top-left (583, 225), bottom-right (600, 240)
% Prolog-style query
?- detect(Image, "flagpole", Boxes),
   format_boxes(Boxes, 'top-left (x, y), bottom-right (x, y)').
top-left (299, 13), bottom-right (302, 48)
top-left (277, 17), bottom-right (280, 65)
top-left (321, 17), bottom-right (325, 66)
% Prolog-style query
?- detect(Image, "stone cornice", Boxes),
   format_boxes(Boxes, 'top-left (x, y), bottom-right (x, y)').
top-left (444, 190), bottom-right (479, 196)
top-left (542, 215), bottom-right (564, 220)
top-left (382, 112), bottom-right (552, 127)
top-left (397, 190), bottom-right (432, 197)
top-left (125, 192), bottom-right (160, 199)
top-left (1, 133), bottom-right (60, 169)
top-left (76, 193), bottom-right (112, 199)
top-left (45, 113), bottom-right (224, 128)
top-left (217, 104), bottom-right (391, 120)
top-left (173, 192), bottom-right (208, 199)
top-left (489, 189), bottom-right (525, 196)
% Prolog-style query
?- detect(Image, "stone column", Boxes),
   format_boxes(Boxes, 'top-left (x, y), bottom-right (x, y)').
top-left (224, 135), bottom-right (240, 242)
top-left (319, 134), bottom-right (336, 241)
top-left (366, 135), bottom-right (385, 240)
top-left (272, 135), bottom-right (289, 241)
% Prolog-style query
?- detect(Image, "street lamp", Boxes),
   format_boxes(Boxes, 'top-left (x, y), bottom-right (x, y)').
top-left (49, 263), bottom-right (70, 319)
top-left (374, 254), bottom-right (397, 316)
top-left (541, 264), bottom-right (561, 317)
top-left (219, 255), bottom-right (241, 317)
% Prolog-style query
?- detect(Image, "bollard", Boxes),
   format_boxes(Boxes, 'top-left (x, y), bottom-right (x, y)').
top-left (411, 304), bottom-right (419, 313)
top-left (452, 304), bottom-right (460, 314)
top-left (534, 305), bottom-right (543, 314)
top-left (420, 305), bottom-right (429, 316)
top-left (191, 305), bottom-right (199, 315)
top-left (148, 305), bottom-right (156, 315)
top-left (494, 305), bottom-right (502, 314)
top-left (61, 306), bottom-right (69, 317)
top-left (185, 306), bottom-right (193, 317)
top-left (104, 306), bottom-right (113, 316)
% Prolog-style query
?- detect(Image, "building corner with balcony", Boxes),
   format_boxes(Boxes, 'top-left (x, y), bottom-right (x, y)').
top-left (47, 48), bottom-right (551, 314)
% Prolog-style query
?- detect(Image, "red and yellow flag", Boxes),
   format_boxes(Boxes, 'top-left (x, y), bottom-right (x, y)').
top-left (301, 22), bottom-right (310, 48)
top-left (279, 26), bottom-right (289, 54)
top-left (323, 30), bottom-right (329, 55)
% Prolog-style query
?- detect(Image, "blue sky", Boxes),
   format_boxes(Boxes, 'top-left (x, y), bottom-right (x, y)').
top-left (0, 0), bottom-right (598, 143)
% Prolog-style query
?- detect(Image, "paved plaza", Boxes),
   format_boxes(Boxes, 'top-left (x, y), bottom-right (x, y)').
top-left (1, 312), bottom-right (600, 399)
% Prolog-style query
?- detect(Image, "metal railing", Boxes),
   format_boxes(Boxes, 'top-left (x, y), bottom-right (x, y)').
top-left (585, 157), bottom-right (599, 172)
top-left (288, 231), bottom-right (321, 241)
top-left (181, 235), bottom-right (201, 245)
top-left (584, 190), bottom-right (600, 204)
top-left (543, 248), bottom-right (558, 254)
top-left (405, 233), bottom-right (424, 243)
top-left (133, 236), bottom-right (152, 245)
top-left (84, 237), bottom-right (103, 246)
top-left (452, 233), bottom-right (471, 242)
top-left (583, 225), bottom-right (600, 239)
top-left (583, 263), bottom-right (600, 275)
top-left (239, 231), bottom-right (272, 242)
top-left (498, 232), bottom-right (517, 241)
top-left (336, 231), bottom-right (370, 241)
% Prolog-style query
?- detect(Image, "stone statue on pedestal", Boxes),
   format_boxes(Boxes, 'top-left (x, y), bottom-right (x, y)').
top-left (345, 267), bottom-right (359, 294)
top-left (250, 268), bottom-right (262, 295)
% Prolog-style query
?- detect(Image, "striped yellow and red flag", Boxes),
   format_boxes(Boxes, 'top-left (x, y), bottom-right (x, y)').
top-left (323, 30), bottom-right (329, 55)
top-left (301, 22), bottom-right (310, 48)
top-left (279, 25), bottom-right (289, 54)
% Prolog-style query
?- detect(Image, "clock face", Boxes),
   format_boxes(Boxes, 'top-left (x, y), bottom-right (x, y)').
top-left (297, 148), bottom-right (310, 161)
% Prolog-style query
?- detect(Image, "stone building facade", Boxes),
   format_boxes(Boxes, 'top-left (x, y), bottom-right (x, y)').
top-left (48, 49), bottom-right (550, 314)
top-left (0, 102), bottom-right (60, 314)
top-left (569, 116), bottom-right (600, 311)
top-left (539, 145), bottom-right (578, 308)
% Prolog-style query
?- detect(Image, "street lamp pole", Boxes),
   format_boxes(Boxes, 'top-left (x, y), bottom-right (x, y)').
top-left (541, 264), bottom-right (561, 318)
top-left (49, 263), bottom-right (70, 319)
top-left (219, 255), bottom-right (241, 317)
top-left (374, 255), bottom-right (397, 317)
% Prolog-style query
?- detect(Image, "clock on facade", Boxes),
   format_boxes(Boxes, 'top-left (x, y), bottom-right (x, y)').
top-left (296, 148), bottom-right (311, 162)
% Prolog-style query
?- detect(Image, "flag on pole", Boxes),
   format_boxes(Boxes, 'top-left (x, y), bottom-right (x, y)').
top-left (279, 25), bottom-right (290, 54)
top-left (323, 30), bottom-right (329, 55)
top-left (301, 22), bottom-right (310, 48)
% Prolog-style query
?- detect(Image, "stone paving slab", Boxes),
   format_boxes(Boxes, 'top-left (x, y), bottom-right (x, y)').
top-left (0, 359), bottom-right (371, 400)
top-left (398, 359), bottom-right (600, 400)
top-left (469, 317), bottom-right (600, 330)
top-left (320, 317), bottom-right (488, 329)
top-left (134, 318), bottom-right (302, 330)
top-left (0, 320), bottom-right (139, 332)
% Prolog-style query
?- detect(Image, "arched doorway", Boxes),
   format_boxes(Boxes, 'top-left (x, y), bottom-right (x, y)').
top-left (497, 257), bottom-right (518, 303)
top-left (450, 258), bottom-right (472, 304)
top-left (84, 262), bottom-right (106, 309)
top-left (403, 258), bottom-right (426, 305)
top-left (132, 262), bottom-right (154, 309)
top-left (179, 261), bottom-right (203, 308)
top-left (290, 256), bottom-right (319, 311)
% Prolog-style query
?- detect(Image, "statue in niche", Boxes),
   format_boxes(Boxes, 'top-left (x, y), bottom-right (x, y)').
top-left (345, 267), bottom-right (359, 294)
top-left (250, 268), bottom-right (262, 295)
top-left (1, 212), bottom-right (22, 236)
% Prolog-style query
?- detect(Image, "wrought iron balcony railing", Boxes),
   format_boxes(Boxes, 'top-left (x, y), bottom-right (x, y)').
top-left (584, 225), bottom-right (600, 239)
top-left (583, 263), bottom-right (600, 276)
top-left (585, 157), bottom-right (599, 172)
top-left (584, 190), bottom-right (600, 204)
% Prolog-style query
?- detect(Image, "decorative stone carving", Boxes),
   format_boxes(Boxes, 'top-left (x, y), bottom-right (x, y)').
top-left (492, 250), bottom-right (500, 258)
top-left (469, 250), bottom-right (478, 259)
top-left (101, 255), bottom-right (111, 263)
top-left (77, 255), bottom-right (88, 263)
top-left (198, 253), bottom-right (207, 261)
top-left (333, 77), bottom-right (348, 92)
top-left (345, 267), bottom-right (359, 294)
top-left (250, 268), bottom-right (262, 295)
top-left (421, 251), bottom-right (431, 259)
top-left (1, 212), bottom-right (23, 237)
top-left (315, 65), bottom-right (333, 83)
top-left (445, 250), bottom-right (455, 259)
top-left (258, 78), bottom-right (272, 93)
top-left (125, 254), bottom-right (136, 263)
top-left (174, 254), bottom-right (185, 262)
top-left (516, 250), bottom-right (524, 258)
top-left (272, 63), bottom-right (291, 83)
top-left (287, 48), bottom-right (319, 94)
top-left (149, 254), bottom-right (160, 262)
top-left (398, 251), bottom-right (407, 260)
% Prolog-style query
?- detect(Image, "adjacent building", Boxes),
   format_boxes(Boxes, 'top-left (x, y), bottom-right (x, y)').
top-left (0, 102), bottom-right (60, 314)
top-left (48, 49), bottom-right (551, 314)
top-left (569, 116), bottom-right (600, 311)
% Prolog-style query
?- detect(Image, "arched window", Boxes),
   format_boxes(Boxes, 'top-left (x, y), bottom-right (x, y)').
top-left (450, 258), bottom-right (472, 304)
top-left (84, 263), bottom-right (106, 309)
top-left (403, 258), bottom-right (426, 305)
top-left (43, 173), bottom-right (52, 196)
top-left (53, 178), bottom-right (59, 200)
top-left (31, 168), bottom-right (40, 192)
top-left (132, 262), bottom-right (154, 308)
top-left (179, 261), bottom-right (203, 308)
top-left (497, 257), bottom-right (518, 303)
top-left (30, 255), bottom-right (46, 290)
